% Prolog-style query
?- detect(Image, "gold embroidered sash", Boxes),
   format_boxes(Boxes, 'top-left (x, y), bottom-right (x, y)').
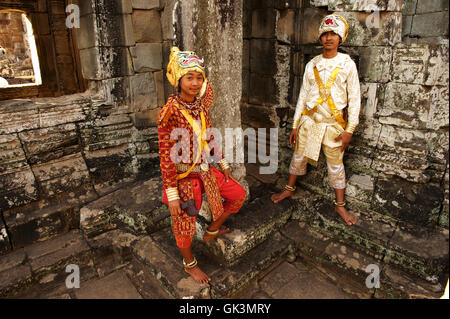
top-left (311, 66), bottom-right (347, 129)
top-left (301, 66), bottom-right (344, 165)
top-left (177, 108), bottom-right (211, 180)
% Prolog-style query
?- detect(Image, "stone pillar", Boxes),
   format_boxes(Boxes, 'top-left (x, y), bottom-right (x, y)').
top-left (170, 0), bottom-right (246, 182)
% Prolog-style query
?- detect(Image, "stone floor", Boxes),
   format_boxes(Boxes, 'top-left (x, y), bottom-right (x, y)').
top-left (12, 251), bottom-right (358, 300)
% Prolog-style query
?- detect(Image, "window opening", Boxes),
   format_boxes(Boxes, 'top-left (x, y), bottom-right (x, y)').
top-left (0, 10), bottom-right (41, 88)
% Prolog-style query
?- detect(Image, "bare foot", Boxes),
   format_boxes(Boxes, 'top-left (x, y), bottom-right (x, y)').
top-left (271, 190), bottom-right (293, 203)
top-left (203, 225), bottom-right (230, 242)
top-left (184, 265), bottom-right (211, 284)
top-left (335, 206), bottom-right (357, 226)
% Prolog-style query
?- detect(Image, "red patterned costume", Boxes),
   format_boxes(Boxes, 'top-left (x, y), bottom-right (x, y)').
top-left (158, 77), bottom-right (246, 248)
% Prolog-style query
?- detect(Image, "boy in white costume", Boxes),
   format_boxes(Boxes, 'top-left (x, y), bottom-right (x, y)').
top-left (271, 14), bottom-right (361, 226)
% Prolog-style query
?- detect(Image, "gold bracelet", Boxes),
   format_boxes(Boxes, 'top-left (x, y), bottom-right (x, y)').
top-left (166, 187), bottom-right (180, 202)
top-left (284, 185), bottom-right (296, 192)
top-left (218, 158), bottom-right (230, 171)
top-left (333, 200), bottom-right (346, 207)
top-left (183, 257), bottom-right (198, 269)
top-left (345, 123), bottom-right (357, 134)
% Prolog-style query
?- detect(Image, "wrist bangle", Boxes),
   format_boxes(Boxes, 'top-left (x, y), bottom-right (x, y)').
top-left (218, 158), bottom-right (230, 171)
top-left (166, 187), bottom-right (180, 202)
top-left (345, 123), bottom-right (357, 134)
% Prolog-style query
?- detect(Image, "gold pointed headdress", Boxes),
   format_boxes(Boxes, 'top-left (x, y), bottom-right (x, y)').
top-left (318, 14), bottom-right (349, 43)
top-left (166, 47), bottom-right (206, 88)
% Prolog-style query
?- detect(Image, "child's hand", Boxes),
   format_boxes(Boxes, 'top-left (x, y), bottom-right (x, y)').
top-left (289, 129), bottom-right (298, 147)
top-left (168, 199), bottom-right (182, 217)
top-left (223, 169), bottom-right (239, 184)
top-left (335, 132), bottom-right (352, 152)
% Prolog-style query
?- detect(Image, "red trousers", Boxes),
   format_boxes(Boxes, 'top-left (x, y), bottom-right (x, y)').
top-left (165, 167), bottom-right (246, 248)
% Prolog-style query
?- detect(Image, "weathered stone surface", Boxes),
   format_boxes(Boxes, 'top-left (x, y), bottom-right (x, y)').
top-left (379, 82), bottom-right (431, 129)
top-left (86, 229), bottom-right (139, 276)
top-left (80, 46), bottom-right (134, 80)
top-left (372, 176), bottom-right (443, 225)
top-left (392, 43), bottom-right (449, 86)
top-left (153, 70), bottom-right (165, 107)
top-left (381, 264), bottom-right (445, 298)
top-left (75, 270), bottom-right (142, 299)
top-left (248, 74), bottom-right (278, 106)
top-left (80, 113), bottom-right (134, 151)
top-left (131, 235), bottom-right (199, 298)
top-left (298, 7), bottom-right (328, 44)
top-left (149, 225), bottom-right (292, 298)
top-left (0, 265), bottom-right (32, 297)
top-left (359, 83), bottom-right (384, 121)
top-left (402, 0), bottom-right (417, 15)
top-left (132, 0), bottom-right (161, 9)
top-left (18, 124), bottom-right (79, 165)
top-left (124, 260), bottom-right (173, 298)
top-left (130, 43), bottom-right (163, 72)
top-left (195, 193), bottom-right (295, 266)
top-left (296, 190), bottom-right (397, 259)
top-left (402, 14), bottom-right (413, 37)
top-left (132, 10), bottom-right (162, 43)
top-left (0, 134), bottom-right (28, 173)
top-left (346, 173), bottom-right (375, 203)
top-left (372, 125), bottom-right (431, 182)
top-left (416, 0), bottom-right (449, 13)
top-left (31, 153), bottom-right (90, 197)
top-left (0, 248), bottom-right (25, 273)
top-left (359, 46), bottom-right (392, 83)
top-left (338, 11), bottom-right (402, 46)
top-left (281, 220), bottom-right (375, 299)
top-left (0, 217), bottom-right (10, 255)
top-left (326, 0), bottom-right (404, 11)
top-left (250, 39), bottom-right (277, 75)
top-left (241, 103), bottom-right (278, 128)
top-left (38, 99), bottom-right (90, 129)
top-left (0, 167), bottom-right (38, 210)
top-left (77, 14), bottom-right (97, 50)
top-left (5, 204), bottom-right (80, 249)
top-left (0, 102), bottom-right (40, 134)
top-left (80, 177), bottom-right (167, 237)
top-left (129, 72), bottom-right (158, 112)
top-left (411, 11), bottom-right (449, 38)
top-left (160, 0), bottom-right (177, 41)
top-left (384, 222), bottom-right (449, 283)
top-left (251, 9), bottom-right (277, 39)
top-left (25, 230), bottom-right (90, 273)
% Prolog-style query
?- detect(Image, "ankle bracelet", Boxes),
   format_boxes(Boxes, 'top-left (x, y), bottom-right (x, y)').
top-left (205, 227), bottom-right (219, 236)
top-left (333, 200), bottom-right (346, 207)
top-left (183, 257), bottom-right (198, 269)
top-left (284, 184), bottom-right (296, 192)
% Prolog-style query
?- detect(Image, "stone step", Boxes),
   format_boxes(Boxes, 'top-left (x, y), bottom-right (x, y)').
top-left (131, 226), bottom-right (293, 299)
top-left (0, 229), bottom-right (93, 297)
top-left (291, 189), bottom-right (448, 295)
top-left (80, 176), bottom-right (169, 238)
top-left (282, 219), bottom-right (446, 298)
top-left (194, 187), bottom-right (297, 267)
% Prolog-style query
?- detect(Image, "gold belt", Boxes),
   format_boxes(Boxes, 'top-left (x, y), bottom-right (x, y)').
top-left (176, 163), bottom-right (209, 173)
top-left (306, 111), bottom-right (337, 124)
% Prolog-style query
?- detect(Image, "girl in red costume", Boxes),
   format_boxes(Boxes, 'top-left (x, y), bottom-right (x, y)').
top-left (158, 47), bottom-right (246, 284)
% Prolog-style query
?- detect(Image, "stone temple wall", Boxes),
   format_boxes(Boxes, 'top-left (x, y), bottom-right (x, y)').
top-left (0, 0), bottom-right (448, 257)
top-left (0, 0), bottom-right (169, 254)
top-left (242, 0), bottom-right (449, 229)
